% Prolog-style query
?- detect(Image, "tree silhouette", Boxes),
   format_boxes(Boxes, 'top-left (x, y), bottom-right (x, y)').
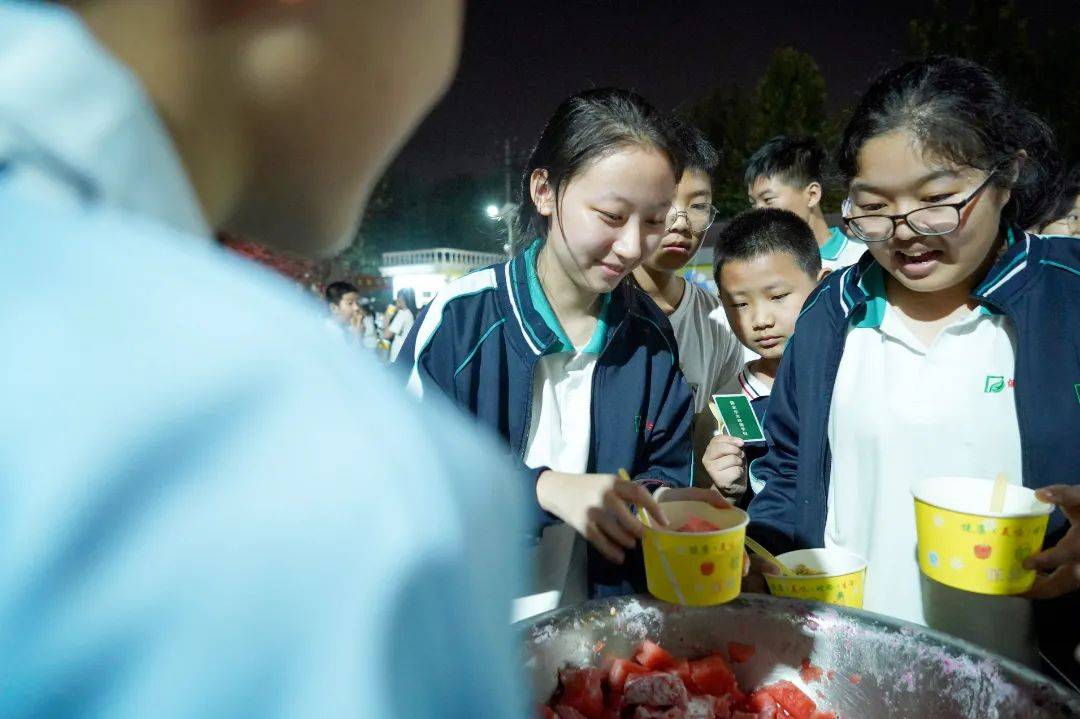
top-left (754, 47), bottom-right (828, 141)
top-left (907, 0), bottom-right (1079, 162)
top-left (686, 47), bottom-right (832, 217)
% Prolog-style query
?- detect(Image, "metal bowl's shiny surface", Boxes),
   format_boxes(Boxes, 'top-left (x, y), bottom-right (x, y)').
top-left (520, 595), bottom-right (1080, 718)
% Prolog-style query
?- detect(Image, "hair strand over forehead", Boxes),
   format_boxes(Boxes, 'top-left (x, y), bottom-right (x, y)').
top-left (510, 88), bottom-right (683, 255)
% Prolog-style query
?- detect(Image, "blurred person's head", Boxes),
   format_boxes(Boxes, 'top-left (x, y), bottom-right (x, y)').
top-left (511, 88), bottom-right (682, 295)
top-left (639, 121), bottom-right (719, 274)
top-left (325, 281), bottom-right (359, 322)
top-left (70, 0), bottom-right (463, 258)
top-left (395, 288), bottom-right (418, 316)
top-left (1038, 165), bottom-right (1080, 237)
top-left (714, 209), bottom-right (826, 362)
top-left (745, 136), bottom-right (828, 228)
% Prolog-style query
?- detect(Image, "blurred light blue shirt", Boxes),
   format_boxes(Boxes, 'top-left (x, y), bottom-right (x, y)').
top-left (0, 2), bottom-right (528, 717)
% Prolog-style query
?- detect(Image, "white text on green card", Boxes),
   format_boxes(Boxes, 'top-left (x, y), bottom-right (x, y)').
top-left (712, 393), bottom-right (765, 442)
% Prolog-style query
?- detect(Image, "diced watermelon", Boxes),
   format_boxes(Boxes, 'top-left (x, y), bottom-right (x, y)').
top-left (743, 690), bottom-right (774, 709)
top-left (727, 642), bottom-right (756, 664)
top-left (559, 668), bottom-right (605, 719)
top-left (555, 705), bottom-right (590, 719)
top-left (632, 707), bottom-right (685, 719)
top-left (798, 658), bottom-right (825, 684)
top-left (604, 690), bottom-right (630, 716)
top-left (712, 693), bottom-right (734, 719)
top-left (684, 695), bottom-right (716, 719)
top-left (636, 640), bottom-right (678, 670)
top-left (688, 654), bottom-right (737, 697)
top-left (609, 658), bottom-right (650, 692)
top-left (763, 680), bottom-right (816, 719)
top-left (624, 671), bottom-right (690, 708)
top-left (743, 690), bottom-right (777, 718)
top-left (678, 516), bottom-right (722, 533)
top-left (672, 659), bottom-right (693, 692)
top-left (545, 640), bottom-right (836, 719)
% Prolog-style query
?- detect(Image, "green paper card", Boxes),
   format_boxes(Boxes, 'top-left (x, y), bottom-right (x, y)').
top-left (712, 393), bottom-right (765, 442)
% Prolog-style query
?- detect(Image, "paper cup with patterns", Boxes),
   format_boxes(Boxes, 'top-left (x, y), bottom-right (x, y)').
top-left (639, 501), bottom-right (748, 606)
top-left (911, 476), bottom-right (1053, 595)
top-left (764, 548), bottom-right (867, 609)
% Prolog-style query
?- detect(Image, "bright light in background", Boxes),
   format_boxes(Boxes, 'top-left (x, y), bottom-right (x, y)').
top-left (485, 204), bottom-right (500, 219)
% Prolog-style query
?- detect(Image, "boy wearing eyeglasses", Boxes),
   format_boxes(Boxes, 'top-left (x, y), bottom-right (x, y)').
top-left (745, 135), bottom-right (866, 271)
top-left (631, 122), bottom-right (744, 482)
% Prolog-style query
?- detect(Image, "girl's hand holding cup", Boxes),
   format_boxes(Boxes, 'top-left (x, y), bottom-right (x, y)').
top-left (1023, 484), bottom-right (1080, 600)
top-left (536, 471), bottom-right (668, 565)
top-left (536, 471), bottom-right (752, 576)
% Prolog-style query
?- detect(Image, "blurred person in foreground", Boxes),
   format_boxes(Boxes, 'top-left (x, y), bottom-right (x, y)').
top-left (0, 1), bottom-right (528, 718)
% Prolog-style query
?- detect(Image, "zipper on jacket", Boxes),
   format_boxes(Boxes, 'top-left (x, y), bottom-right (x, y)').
top-left (517, 338), bottom-right (555, 461)
top-left (587, 319), bottom-right (625, 473)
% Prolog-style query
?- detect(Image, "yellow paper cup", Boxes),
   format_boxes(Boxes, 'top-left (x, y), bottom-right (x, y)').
top-left (912, 477), bottom-right (1053, 595)
top-left (640, 501), bottom-right (748, 606)
top-left (764, 548), bottom-right (867, 608)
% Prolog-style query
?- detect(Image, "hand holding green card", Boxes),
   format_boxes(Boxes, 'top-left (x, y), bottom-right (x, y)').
top-left (711, 394), bottom-right (765, 443)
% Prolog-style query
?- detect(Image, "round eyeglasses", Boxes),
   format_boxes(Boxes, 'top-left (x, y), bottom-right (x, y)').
top-left (666, 202), bottom-right (719, 234)
top-left (843, 173), bottom-right (996, 242)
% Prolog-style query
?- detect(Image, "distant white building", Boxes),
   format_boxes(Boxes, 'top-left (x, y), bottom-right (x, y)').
top-left (380, 248), bottom-right (505, 307)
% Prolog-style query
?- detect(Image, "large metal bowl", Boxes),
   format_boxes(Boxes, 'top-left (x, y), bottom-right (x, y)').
top-left (520, 595), bottom-right (1080, 718)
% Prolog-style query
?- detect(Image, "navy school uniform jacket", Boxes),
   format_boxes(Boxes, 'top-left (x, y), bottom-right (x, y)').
top-left (745, 230), bottom-right (1080, 675)
top-left (397, 241), bottom-right (694, 594)
top-left (738, 394), bottom-right (770, 510)
top-left (748, 229), bottom-right (1079, 552)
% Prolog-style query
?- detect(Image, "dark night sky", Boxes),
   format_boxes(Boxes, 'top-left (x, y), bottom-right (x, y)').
top-left (388, 0), bottom-right (1068, 185)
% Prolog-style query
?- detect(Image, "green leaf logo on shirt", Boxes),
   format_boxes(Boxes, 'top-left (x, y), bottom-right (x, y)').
top-left (984, 375), bottom-right (1006, 393)
top-left (1074, 383), bottom-right (1080, 405)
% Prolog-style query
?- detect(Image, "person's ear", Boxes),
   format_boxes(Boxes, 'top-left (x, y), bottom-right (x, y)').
top-left (997, 150), bottom-right (1027, 210)
top-left (817, 267), bottom-right (831, 283)
top-left (530, 169), bottom-right (554, 217)
top-left (1008, 151), bottom-right (1027, 184)
top-left (805, 181), bottom-right (823, 211)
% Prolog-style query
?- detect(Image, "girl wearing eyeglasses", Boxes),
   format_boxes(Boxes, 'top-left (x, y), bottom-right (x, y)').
top-left (630, 121), bottom-right (745, 492)
top-left (745, 56), bottom-right (1080, 668)
top-left (397, 88), bottom-right (727, 611)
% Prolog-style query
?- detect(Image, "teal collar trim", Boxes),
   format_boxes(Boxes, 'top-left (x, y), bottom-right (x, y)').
top-left (851, 260), bottom-right (1002, 327)
top-left (525, 239), bottom-right (611, 353)
top-left (581, 293), bottom-right (612, 354)
top-left (1005, 226), bottom-right (1018, 248)
top-left (852, 263), bottom-right (888, 328)
top-left (974, 227), bottom-right (1026, 298)
top-left (820, 227), bottom-right (848, 261)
